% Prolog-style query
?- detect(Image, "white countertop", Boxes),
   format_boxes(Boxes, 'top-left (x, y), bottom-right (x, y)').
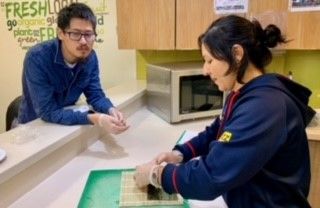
top-left (9, 107), bottom-right (211, 208)
top-left (0, 80), bottom-right (146, 207)
top-left (8, 107), bottom-right (319, 208)
top-left (1, 79), bottom-right (319, 207)
top-left (0, 80), bottom-right (146, 183)
top-left (306, 109), bottom-right (320, 141)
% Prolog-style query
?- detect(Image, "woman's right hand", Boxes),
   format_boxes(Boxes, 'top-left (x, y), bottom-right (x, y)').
top-left (154, 150), bottom-right (183, 165)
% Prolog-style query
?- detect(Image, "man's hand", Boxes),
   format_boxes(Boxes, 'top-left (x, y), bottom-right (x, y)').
top-left (98, 114), bottom-right (129, 134)
top-left (108, 107), bottom-right (126, 126)
top-left (88, 113), bottom-right (129, 134)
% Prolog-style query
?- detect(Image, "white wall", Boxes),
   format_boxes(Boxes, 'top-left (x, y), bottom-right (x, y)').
top-left (0, 0), bottom-right (136, 133)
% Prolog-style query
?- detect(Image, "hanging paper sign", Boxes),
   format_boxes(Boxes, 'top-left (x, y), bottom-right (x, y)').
top-left (289, 0), bottom-right (320, 12)
top-left (214, 0), bottom-right (248, 14)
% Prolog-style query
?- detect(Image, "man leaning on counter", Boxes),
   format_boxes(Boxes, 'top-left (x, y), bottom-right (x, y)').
top-left (17, 3), bottom-right (128, 135)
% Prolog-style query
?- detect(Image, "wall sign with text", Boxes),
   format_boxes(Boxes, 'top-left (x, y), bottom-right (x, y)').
top-left (1, 0), bottom-right (108, 50)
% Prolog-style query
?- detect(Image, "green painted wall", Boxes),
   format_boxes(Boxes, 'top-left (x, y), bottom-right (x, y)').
top-left (136, 50), bottom-right (202, 79)
top-left (284, 51), bottom-right (320, 108)
top-left (137, 50), bottom-right (320, 108)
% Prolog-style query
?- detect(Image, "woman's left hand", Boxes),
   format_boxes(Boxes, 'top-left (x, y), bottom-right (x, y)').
top-left (134, 161), bottom-right (156, 188)
top-left (154, 150), bottom-right (183, 165)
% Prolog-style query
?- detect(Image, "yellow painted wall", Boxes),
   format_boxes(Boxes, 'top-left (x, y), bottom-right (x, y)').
top-left (136, 50), bottom-right (202, 79)
top-left (284, 51), bottom-right (320, 108)
top-left (137, 50), bottom-right (319, 108)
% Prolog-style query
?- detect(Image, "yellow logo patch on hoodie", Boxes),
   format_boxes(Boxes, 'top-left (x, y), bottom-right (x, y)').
top-left (218, 131), bottom-right (232, 142)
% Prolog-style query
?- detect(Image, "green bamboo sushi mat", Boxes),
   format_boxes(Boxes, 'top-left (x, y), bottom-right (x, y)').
top-left (77, 169), bottom-right (189, 208)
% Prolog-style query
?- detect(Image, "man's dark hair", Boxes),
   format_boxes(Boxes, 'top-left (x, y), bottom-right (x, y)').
top-left (57, 3), bottom-right (97, 33)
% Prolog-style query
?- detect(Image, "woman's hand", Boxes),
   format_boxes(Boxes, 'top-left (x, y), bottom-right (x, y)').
top-left (134, 161), bottom-right (156, 188)
top-left (154, 150), bottom-right (183, 165)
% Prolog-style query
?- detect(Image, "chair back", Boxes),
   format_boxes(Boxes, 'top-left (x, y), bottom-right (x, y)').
top-left (6, 96), bottom-right (22, 131)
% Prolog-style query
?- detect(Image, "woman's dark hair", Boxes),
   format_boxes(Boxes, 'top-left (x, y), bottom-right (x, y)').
top-left (198, 15), bottom-right (287, 84)
top-left (57, 3), bottom-right (97, 33)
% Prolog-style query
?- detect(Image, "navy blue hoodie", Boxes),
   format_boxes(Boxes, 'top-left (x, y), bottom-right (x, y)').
top-left (161, 74), bottom-right (315, 208)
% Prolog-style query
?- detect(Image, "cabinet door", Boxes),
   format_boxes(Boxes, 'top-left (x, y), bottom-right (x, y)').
top-left (247, 0), bottom-right (288, 50)
top-left (116, 0), bottom-right (175, 49)
top-left (286, 12), bottom-right (320, 49)
top-left (248, 0), bottom-right (320, 49)
top-left (248, 0), bottom-right (288, 13)
top-left (176, 0), bottom-right (219, 50)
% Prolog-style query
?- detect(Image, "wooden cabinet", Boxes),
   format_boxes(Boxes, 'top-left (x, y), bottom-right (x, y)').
top-left (248, 0), bottom-right (287, 14)
top-left (117, 0), bottom-right (320, 50)
top-left (116, 0), bottom-right (175, 49)
top-left (286, 12), bottom-right (320, 49)
top-left (248, 0), bottom-right (320, 49)
top-left (308, 139), bottom-right (320, 208)
top-left (176, 0), bottom-right (218, 49)
top-left (247, 0), bottom-right (288, 50)
top-left (247, 0), bottom-right (288, 32)
top-left (116, 0), bottom-right (218, 49)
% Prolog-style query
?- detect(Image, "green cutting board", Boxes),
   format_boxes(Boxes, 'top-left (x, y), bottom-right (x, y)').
top-left (77, 169), bottom-right (189, 208)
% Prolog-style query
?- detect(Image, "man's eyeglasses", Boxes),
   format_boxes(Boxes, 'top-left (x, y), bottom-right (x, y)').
top-left (64, 31), bottom-right (96, 42)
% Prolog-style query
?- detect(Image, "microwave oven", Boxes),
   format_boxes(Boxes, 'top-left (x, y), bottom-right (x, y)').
top-left (146, 62), bottom-right (225, 123)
